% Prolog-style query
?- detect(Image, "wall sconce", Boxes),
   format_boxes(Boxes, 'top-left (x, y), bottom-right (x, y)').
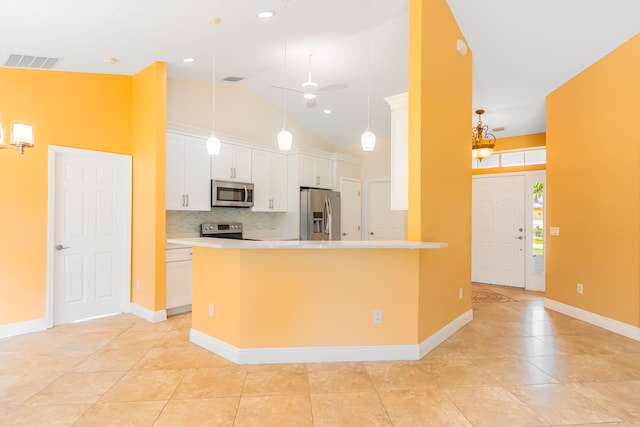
top-left (0, 114), bottom-right (35, 155)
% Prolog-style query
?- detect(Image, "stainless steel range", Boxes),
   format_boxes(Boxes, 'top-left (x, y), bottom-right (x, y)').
top-left (200, 222), bottom-right (243, 239)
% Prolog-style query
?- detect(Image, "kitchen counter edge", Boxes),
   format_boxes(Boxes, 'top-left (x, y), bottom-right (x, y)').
top-left (166, 237), bottom-right (448, 250)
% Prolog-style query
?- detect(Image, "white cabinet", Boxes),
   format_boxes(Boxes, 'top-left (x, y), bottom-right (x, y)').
top-left (252, 149), bottom-right (288, 212)
top-left (299, 154), bottom-right (332, 188)
top-left (384, 92), bottom-right (409, 210)
top-left (165, 247), bottom-right (192, 312)
top-left (166, 133), bottom-right (211, 211)
top-left (211, 143), bottom-right (252, 182)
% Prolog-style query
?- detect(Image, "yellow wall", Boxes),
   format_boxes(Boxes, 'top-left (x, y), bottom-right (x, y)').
top-left (409, 0), bottom-right (472, 339)
top-left (546, 34), bottom-right (640, 327)
top-left (131, 63), bottom-right (167, 312)
top-left (496, 132), bottom-right (546, 151)
top-left (192, 248), bottom-right (420, 347)
top-left (0, 68), bottom-right (132, 325)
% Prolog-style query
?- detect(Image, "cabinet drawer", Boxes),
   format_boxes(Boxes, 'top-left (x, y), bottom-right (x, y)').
top-left (165, 247), bottom-right (193, 262)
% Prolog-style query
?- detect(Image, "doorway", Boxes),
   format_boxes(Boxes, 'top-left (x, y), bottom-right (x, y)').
top-left (365, 179), bottom-right (405, 240)
top-left (472, 172), bottom-right (546, 291)
top-left (340, 177), bottom-right (362, 240)
top-left (47, 146), bottom-right (132, 326)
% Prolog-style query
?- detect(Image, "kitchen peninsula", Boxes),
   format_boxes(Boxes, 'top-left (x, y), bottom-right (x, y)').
top-left (167, 237), bottom-right (455, 364)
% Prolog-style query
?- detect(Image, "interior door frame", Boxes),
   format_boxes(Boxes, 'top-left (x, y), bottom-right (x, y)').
top-left (472, 170), bottom-right (547, 291)
top-left (46, 145), bottom-right (132, 328)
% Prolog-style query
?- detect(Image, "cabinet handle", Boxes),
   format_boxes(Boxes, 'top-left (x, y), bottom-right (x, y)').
top-left (186, 194), bottom-right (189, 207)
top-left (182, 194), bottom-right (186, 207)
top-left (316, 176), bottom-right (320, 186)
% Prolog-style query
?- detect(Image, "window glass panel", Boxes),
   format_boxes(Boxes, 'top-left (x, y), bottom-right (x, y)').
top-left (471, 158), bottom-right (479, 169)
top-left (532, 181), bottom-right (544, 273)
top-left (525, 149), bottom-right (546, 165)
top-left (501, 152), bottom-right (525, 167)
top-left (477, 154), bottom-right (499, 169)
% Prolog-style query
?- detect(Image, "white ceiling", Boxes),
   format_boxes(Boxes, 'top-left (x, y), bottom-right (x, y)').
top-left (1, 0), bottom-right (638, 146)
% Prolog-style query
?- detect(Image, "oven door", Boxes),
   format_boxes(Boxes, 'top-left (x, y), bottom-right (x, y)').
top-left (211, 180), bottom-right (254, 207)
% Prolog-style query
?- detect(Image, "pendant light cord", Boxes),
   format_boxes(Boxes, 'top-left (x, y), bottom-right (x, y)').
top-left (366, 0), bottom-right (372, 130)
top-left (209, 17), bottom-right (220, 134)
top-left (282, 1), bottom-right (288, 129)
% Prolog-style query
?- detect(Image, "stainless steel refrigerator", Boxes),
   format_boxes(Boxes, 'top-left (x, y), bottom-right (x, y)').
top-left (300, 188), bottom-right (341, 241)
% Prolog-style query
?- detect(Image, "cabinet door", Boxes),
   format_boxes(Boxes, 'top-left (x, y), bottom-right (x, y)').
top-left (210, 143), bottom-right (234, 181)
top-left (251, 149), bottom-right (271, 212)
top-left (166, 259), bottom-right (192, 309)
top-left (166, 133), bottom-right (186, 210)
top-left (269, 152), bottom-right (288, 211)
top-left (183, 137), bottom-right (211, 211)
top-left (233, 146), bottom-right (252, 182)
top-left (315, 157), bottom-right (333, 189)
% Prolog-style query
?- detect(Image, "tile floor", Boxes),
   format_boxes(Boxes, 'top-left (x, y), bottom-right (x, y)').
top-left (1, 284), bottom-right (640, 426)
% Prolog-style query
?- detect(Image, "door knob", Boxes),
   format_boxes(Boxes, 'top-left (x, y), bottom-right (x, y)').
top-left (518, 227), bottom-right (524, 232)
top-left (514, 236), bottom-right (524, 240)
top-left (370, 232), bottom-right (374, 235)
top-left (55, 244), bottom-right (70, 250)
top-left (342, 233), bottom-right (347, 236)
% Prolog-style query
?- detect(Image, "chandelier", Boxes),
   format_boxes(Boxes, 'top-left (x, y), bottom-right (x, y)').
top-left (471, 109), bottom-right (495, 160)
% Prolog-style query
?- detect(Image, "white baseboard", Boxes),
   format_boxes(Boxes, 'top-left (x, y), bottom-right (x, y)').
top-left (545, 298), bottom-right (640, 341)
top-left (190, 309), bottom-right (473, 364)
top-left (0, 317), bottom-right (48, 339)
top-left (419, 309), bottom-right (473, 358)
top-left (129, 303), bottom-right (167, 323)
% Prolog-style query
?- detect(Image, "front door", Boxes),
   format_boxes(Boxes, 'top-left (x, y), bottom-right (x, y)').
top-left (50, 147), bottom-right (131, 325)
top-left (472, 175), bottom-right (525, 287)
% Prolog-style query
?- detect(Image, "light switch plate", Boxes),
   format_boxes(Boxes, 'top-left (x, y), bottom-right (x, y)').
top-left (550, 227), bottom-right (560, 236)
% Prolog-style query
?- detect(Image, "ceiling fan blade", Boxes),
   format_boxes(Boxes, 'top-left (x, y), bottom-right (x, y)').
top-left (306, 98), bottom-right (317, 108)
top-left (270, 84), bottom-right (303, 94)
top-left (317, 83), bottom-right (348, 92)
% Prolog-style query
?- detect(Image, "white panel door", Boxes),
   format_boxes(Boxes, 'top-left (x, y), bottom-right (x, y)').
top-left (340, 178), bottom-right (361, 240)
top-left (472, 175), bottom-right (525, 287)
top-left (367, 180), bottom-right (405, 240)
top-left (53, 149), bottom-right (130, 324)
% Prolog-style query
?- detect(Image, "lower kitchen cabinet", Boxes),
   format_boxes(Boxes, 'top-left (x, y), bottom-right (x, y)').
top-left (165, 247), bottom-right (192, 314)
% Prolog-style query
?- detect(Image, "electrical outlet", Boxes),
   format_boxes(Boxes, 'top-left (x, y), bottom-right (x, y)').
top-left (373, 310), bottom-right (383, 324)
top-left (208, 303), bottom-right (214, 316)
top-left (459, 288), bottom-right (463, 299)
top-left (577, 283), bottom-right (583, 294)
top-left (135, 279), bottom-right (140, 291)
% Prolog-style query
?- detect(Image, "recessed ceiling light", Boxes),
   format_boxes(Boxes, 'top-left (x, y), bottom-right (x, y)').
top-left (323, 109), bottom-right (333, 115)
top-left (258, 10), bottom-right (275, 19)
top-left (183, 58), bottom-right (196, 63)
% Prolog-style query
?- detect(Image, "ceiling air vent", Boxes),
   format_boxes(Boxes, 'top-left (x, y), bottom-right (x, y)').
top-left (492, 127), bottom-right (505, 132)
top-left (4, 54), bottom-right (62, 69)
top-left (222, 76), bottom-right (244, 82)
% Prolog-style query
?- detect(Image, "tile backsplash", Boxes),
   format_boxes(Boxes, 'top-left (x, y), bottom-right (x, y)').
top-left (166, 209), bottom-right (277, 235)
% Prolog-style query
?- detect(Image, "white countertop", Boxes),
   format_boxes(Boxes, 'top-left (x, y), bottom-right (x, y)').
top-left (166, 237), bottom-right (447, 250)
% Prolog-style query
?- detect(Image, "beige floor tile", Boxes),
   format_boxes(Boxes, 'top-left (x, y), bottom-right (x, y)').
top-left (172, 366), bottom-right (247, 399)
top-left (27, 371), bottom-right (124, 405)
top-left (0, 403), bottom-right (89, 427)
top-left (310, 391), bottom-right (392, 427)
top-left (420, 358), bottom-right (501, 387)
top-left (571, 381), bottom-right (640, 421)
top-left (100, 369), bottom-right (185, 402)
top-left (478, 357), bottom-right (559, 386)
top-left (73, 400), bottom-right (166, 427)
top-left (0, 374), bottom-right (57, 407)
top-left (364, 361), bottom-right (438, 390)
top-left (154, 397), bottom-right (239, 427)
top-left (73, 347), bottom-right (148, 372)
top-left (444, 385), bottom-right (548, 426)
top-left (234, 394), bottom-right (313, 427)
top-left (526, 354), bottom-right (639, 383)
top-left (242, 364), bottom-right (309, 396)
top-left (307, 362), bottom-right (374, 393)
top-left (490, 335), bottom-right (561, 358)
top-left (190, 346), bottom-right (238, 368)
top-left (152, 328), bottom-right (191, 348)
top-left (378, 388), bottom-right (473, 427)
top-left (102, 329), bottom-right (168, 349)
top-left (131, 346), bottom-right (201, 370)
top-left (508, 383), bottom-right (621, 425)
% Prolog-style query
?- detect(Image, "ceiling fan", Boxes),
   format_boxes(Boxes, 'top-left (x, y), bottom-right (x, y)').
top-left (272, 52), bottom-right (348, 108)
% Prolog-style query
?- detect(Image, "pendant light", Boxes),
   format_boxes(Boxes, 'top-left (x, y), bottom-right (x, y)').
top-left (277, 0), bottom-right (292, 151)
top-left (206, 17), bottom-right (221, 156)
top-left (361, 0), bottom-right (375, 152)
top-left (471, 109), bottom-right (496, 160)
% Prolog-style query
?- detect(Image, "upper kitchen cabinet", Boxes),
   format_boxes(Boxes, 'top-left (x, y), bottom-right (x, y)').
top-left (211, 143), bottom-right (252, 183)
top-left (251, 149), bottom-right (288, 212)
top-left (384, 92), bottom-right (408, 210)
top-left (166, 132), bottom-right (211, 211)
top-left (299, 154), bottom-right (333, 189)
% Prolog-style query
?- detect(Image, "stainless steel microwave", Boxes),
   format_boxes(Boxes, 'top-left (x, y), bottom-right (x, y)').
top-left (211, 180), bottom-right (254, 207)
